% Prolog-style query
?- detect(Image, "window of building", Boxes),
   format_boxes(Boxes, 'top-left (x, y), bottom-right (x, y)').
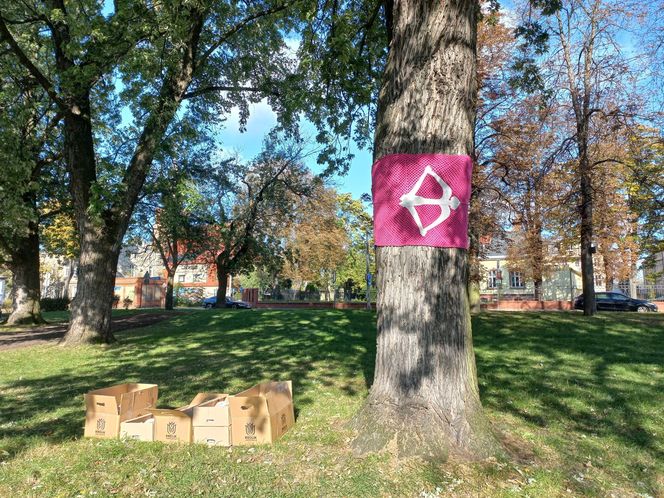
top-left (177, 275), bottom-right (185, 283)
top-left (594, 273), bottom-right (604, 287)
top-left (488, 270), bottom-right (497, 289)
top-left (509, 271), bottom-right (525, 288)
top-left (193, 273), bottom-right (204, 283)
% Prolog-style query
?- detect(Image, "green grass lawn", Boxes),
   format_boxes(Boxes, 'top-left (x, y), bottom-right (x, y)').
top-left (0, 310), bottom-right (662, 497)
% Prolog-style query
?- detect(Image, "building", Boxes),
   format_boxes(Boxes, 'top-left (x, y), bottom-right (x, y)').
top-left (477, 236), bottom-right (639, 302)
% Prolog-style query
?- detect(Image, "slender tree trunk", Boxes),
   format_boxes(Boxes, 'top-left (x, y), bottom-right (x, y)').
top-left (532, 212), bottom-right (544, 301)
top-left (63, 259), bottom-right (74, 300)
top-left (215, 264), bottom-right (229, 307)
top-left (578, 130), bottom-right (596, 315)
top-left (352, 0), bottom-right (500, 461)
top-left (165, 270), bottom-right (175, 310)
top-left (7, 226), bottom-right (45, 325)
top-left (467, 177), bottom-right (482, 314)
top-left (602, 255), bottom-right (613, 291)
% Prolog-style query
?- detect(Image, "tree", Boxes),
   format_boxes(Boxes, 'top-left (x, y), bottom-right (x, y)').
top-left (0, 52), bottom-right (61, 325)
top-left (41, 205), bottom-right (79, 300)
top-left (198, 140), bottom-right (315, 306)
top-left (351, 1), bottom-right (500, 461)
top-left (0, 1), bottom-right (304, 343)
top-left (513, 0), bottom-right (648, 314)
top-left (132, 131), bottom-right (210, 310)
top-left (469, 6), bottom-right (519, 308)
top-left (283, 187), bottom-right (349, 297)
top-left (626, 128), bottom-right (664, 275)
top-left (493, 95), bottom-right (562, 299)
top-left (336, 193), bottom-right (375, 301)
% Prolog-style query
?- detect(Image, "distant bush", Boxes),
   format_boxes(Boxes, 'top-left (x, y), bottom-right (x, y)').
top-left (40, 297), bottom-right (70, 312)
top-left (175, 286), bottom-right (204, 307)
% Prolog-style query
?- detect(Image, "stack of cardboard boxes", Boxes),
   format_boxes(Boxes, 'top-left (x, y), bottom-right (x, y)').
top-left (84, 381), bottom-right (294, 447)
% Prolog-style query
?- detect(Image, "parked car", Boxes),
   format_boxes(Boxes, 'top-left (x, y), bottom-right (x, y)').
top-left (202, 296), bottom-right (252, 309)
top-left (573, 292), bottom-right (658, 312)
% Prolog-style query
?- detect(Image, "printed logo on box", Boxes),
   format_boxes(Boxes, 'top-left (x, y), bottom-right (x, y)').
top-left (244, 421), bottom-right (256, 440)
top-left (166, 421), bottom-right (177, 439)
top-left (280, 413), bottom-right (287, 431)
top-left (95, 418), bottom-right (106, 435)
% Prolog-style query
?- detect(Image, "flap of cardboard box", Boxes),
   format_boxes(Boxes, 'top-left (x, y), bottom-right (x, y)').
top-left (147, 407), bottom-right (192, 419)
top-left (230, 381), bottom-right (292, 419)
top-left (85, 383), bottom-right (158, 415)
top-left (188, 392), bottom-right (226, 408)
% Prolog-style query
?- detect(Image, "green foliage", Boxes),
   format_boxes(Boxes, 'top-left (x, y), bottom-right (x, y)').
top-left (626, 128), bottom-right (664, 268)
top-left (174, 286), bottom-right (205, 307)
top-left (335, 193), bottom-right (374, 292)
top-left (0, 59), bottom-right (54, 262)
top-left (198, 135), bottom-right (316, 280)
top-left (39, 297), bottom-right (69, 312)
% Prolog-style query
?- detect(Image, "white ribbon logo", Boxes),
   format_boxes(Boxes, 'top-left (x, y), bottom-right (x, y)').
top-left (399, 166), bottom-right (460, 237)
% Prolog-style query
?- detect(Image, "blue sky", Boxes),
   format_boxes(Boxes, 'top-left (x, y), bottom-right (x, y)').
top-left (214, 99), bottom-right (373, 200)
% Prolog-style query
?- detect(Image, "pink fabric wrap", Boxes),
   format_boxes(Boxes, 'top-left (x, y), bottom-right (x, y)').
top-left (372, 153), bottom-right (472, 248)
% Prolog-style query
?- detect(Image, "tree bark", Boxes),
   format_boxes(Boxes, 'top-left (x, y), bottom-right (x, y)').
top-left (351, 0), bottom-right (500, 461)
top-left (556, 7), bottom-right (597, 316)
top-left (531, 210), bottom-right (544, 301)
top-left (7, 226), bottom-right (45, 325)
top-left (215, 265), bottom-right (229, 307)
top-left (61, 223), bottom-right (120, 345)
top-left (579, 130), bottom-right (596, 315)
top-left (165, 270), bottom-right (175, 310)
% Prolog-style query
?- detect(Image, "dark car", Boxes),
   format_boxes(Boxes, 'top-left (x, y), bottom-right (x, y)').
top-left (573, 292), bottom-right (658, 312)
top-left (202, 296), bottom-right (252, 309)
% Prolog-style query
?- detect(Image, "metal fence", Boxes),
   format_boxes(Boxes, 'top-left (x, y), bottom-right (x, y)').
top-left (617, 283), bottom-right (664, 301)
top-left (258, 287), bottom-right (377, 303)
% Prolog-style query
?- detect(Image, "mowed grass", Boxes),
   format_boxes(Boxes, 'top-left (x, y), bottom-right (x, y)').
top-left (0, 310), bottom-right (662, 497)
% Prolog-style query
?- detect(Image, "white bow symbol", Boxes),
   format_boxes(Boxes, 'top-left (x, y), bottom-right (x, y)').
top-left (399, 166), bottom-right (461, 237)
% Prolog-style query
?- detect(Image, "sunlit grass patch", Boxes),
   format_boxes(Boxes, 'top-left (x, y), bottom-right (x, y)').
top-left (0, 309), bottom-right (662, 497)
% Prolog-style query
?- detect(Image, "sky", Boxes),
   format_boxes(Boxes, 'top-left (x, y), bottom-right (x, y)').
top-left (214, 99), bottom-right (373, 200)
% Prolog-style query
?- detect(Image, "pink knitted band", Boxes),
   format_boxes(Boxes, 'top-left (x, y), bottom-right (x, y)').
top-left (372, 154), bottom-right (472, 248)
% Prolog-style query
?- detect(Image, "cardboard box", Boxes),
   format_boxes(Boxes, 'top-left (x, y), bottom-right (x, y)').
top-left (192, 394), bottom-right (231, 446)
top-left (229, 380), bottom-right (294, 446)
top-left (84, 383), bottom-right (158, 439)
top-left (192, 395), bottom-right (230, 427)
top-left (120, 414), bottom-right (155, 442)
top-left (193, 426), bottom-right (231, 446)
top-left (150, 393), bottom-right (223, 444)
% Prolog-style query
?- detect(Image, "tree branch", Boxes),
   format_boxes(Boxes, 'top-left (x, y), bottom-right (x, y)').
top-left (182, 85), bottom-right (278, 100)
top-left (197, 1), bottom-right (292, 70)
top-left (0, 13), bottom-right (64, 108)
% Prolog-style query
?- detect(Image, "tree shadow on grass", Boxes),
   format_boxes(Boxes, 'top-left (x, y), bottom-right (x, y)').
top-left (0, 309), bottom-right (376, 462)
top-left (473, 311), bottom-right (664, 493)
top-left (2, 307), bottom-right (663, 494)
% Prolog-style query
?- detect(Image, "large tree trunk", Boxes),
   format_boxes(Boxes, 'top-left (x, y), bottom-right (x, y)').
top-left (352, 0), bottom-right (500, 461)
top-left (7, 226), bottom-right (45, 325)
top-left (61, 223), bottom-right (121, 345)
